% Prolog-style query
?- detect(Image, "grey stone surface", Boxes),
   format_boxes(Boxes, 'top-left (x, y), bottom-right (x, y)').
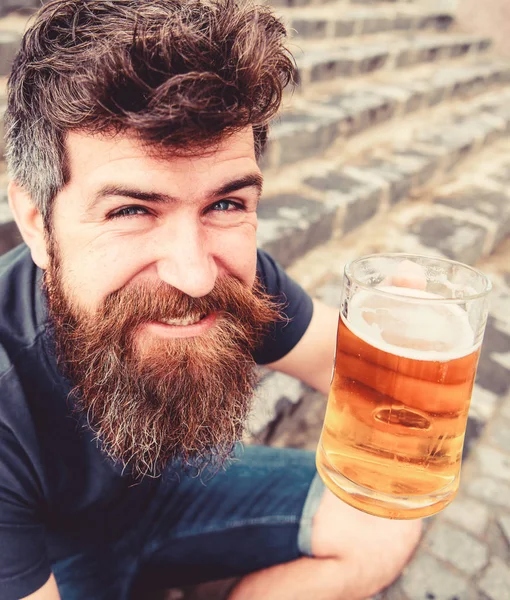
top-left (304, 167), bottom-right (382, 234)
top-left (464, 416), bottom-right (485, 459)
top-left (498, 515), bottom-right (510, 546)
top-left (478, 558), bottom-right (510, 600)
top-left (0, 0), bottom-right (39, 16)
top-left (442, 496), bottom-right (490, 537)
top-left (466, 476), bottom-right (510, 509)
top-left (0, 30), bottom-right (22, 77)
top-left (321, 90), bottom-right (397, 136)
top-left (270, 110), bottom-right (341, 168)
top-left (469, 385), bottom-right (499, 422)
top-left (360, 158), bottom-right (412, 205)
top-left (257, 193), bottom-right (337, 269)
top-left (248, 371), bottom-right (306, 437)
top-left (486, 517), bottom-right (510, 565)
top-left (399, 551), bottom-right (471, 600)
top-left (476, 317), bottom-right (510, 396)
top-left (502, 395), bottom-right (510, 420)
top-left (435, 185), bottom-right (510, 248)
top-left (424, 522), bottom-right (489, 575)
top-left (486, 417), bottom-right (510, 453)
top-left (410, 214), bottom-right (488, 265)
top-left (473, 445), bottom-right (510, 481)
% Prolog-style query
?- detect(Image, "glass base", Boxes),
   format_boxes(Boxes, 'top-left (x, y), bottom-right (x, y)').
top-left (316, 449), bottom-right (459, 520)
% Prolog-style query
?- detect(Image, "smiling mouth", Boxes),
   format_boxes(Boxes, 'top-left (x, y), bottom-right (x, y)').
top-left (157, 313), bottom-right (206, 326)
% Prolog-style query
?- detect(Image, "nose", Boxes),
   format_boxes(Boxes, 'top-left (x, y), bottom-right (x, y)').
top-left (154, 220), bottom-right (218, 298)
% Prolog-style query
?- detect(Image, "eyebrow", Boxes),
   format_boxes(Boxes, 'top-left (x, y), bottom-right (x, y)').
top-left (89, 173), bottom-right (264, 209)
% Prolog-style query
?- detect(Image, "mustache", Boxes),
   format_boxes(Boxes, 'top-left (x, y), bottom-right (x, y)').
top-left (100, 276), bottom-right (271, 324)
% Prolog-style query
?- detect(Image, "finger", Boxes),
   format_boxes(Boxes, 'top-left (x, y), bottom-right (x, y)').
top-left (384, 259), bottom-right (428, 290)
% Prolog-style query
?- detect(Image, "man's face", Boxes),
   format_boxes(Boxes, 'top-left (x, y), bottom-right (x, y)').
top-left (42, 128), bottom-right (279, 478)
top-left (52, 127), bottom-right (261, 323)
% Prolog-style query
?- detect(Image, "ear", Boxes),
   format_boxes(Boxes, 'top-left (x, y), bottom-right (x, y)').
top-left (8, 180), bottom-right (49, 270)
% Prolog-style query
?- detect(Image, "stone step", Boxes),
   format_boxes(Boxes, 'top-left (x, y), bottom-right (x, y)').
top-left (293, 33), bottom-right (492, 90)
top-left (262, 59), bottom-right (510, 170)
top-left (278, 2), bottom-right (454, 40)
top-left (249, 135), bottom-right (510, 452)
top-left (0, 1), bottom-right (40, 18)
top-left (257, 86), bottom-right (510, 270)
top-left (0, 13), bottom-right (30, 77)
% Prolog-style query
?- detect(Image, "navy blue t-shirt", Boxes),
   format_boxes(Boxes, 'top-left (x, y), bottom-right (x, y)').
top-left (0, 244), bottom-right (313, 599)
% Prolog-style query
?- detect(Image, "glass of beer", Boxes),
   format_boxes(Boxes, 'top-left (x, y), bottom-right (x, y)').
top-left (316, 253), bottom-right (491, 519)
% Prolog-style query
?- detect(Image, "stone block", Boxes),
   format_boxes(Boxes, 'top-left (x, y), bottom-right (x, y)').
top-left (498, 515), bottom-right (510, 546)
top-left (292, 18), bottom-right (329, 40)
top-left (0, 0), bottom-right (39, 16)
top-left (486, 517), bottom-right (510, 565)
top-left (334, 19), bottom-right (356, 38)
top-left (257, 193), bottom-right (337, 269)
top-left (449, 40), bottom-right (471, 59)
top-left (473, 445), bottom-right (510, 482)
top-left (435, 186), bottom-right (510, 248)
top-left (468, 385), bottom-right (499, 422)
top-left (304, 168), bottom-right (382, 235)
top-left (270, 110), bottom-right (340, 167)
top-left (360, 158), bottom-right (412, 205)
top-left (400, 551), bottom-right (471, 600)
top-left (486, 417), bottom-right (510, 454)
top-left (502, 395), bottom-right (510, 420)
top-left (391, 150), bottom-right (438, 188)
top-left (360, 16), bottom-right (392, 35)
top-left (321, 91), bottom-right (396, 137)
top-left (409, 214), bottom-right (488, 265)
top-left (0, 30), bottom-right (22, 78)
top-left (424, 522), bottom-right (489, 575)
top-left (441, 496), bottom-right (490, 537)
top-left (463, 415), bottom-right (484, 459)
top-left (394, 14), bottom-right (415, 31)
top-left (466, 476), bottom-right (510, 509)
top-left (476, 316), bottom-right (510, 396)
top-left (417, 14), bottom-right (454, 32)
top-left (261, 388), bottom-right (326, 450)
top-left (248, 371), bottom-right (305, 436)
top-left (420, 127), bottom-right (476, 171)
top-left (478, 558), bottom-right (510, 600)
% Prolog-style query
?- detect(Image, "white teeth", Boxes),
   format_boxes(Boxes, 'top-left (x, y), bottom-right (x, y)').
top-left (159, 314), bottom-right (203, 326)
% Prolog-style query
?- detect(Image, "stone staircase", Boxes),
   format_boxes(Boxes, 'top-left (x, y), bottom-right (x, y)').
top-left (1, 2), bottom-right (510, 598)
top-left (249, 0), bottom-right (510, 445)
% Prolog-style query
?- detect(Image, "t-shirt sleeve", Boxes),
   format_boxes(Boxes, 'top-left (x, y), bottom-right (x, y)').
top-left (253, 249), bottom-right (314, 365)
top-left (0, 375), bottom-right (52, 600)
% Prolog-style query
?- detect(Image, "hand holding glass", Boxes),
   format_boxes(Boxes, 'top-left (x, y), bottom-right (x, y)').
top-left (316, 254), bottom-right (491, 519)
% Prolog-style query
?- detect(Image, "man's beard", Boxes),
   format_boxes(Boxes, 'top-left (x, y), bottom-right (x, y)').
top-left (43, 248), bottom-right (281, 479)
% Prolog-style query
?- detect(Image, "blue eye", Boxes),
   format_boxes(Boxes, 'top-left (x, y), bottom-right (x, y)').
top-left (108, 205), bottom-right (150, 219)
top-left (211, 200), bottom-right (242, 212)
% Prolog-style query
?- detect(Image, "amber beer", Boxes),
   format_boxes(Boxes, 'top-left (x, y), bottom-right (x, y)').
top-left (317, 257), bottom-right (491, 520)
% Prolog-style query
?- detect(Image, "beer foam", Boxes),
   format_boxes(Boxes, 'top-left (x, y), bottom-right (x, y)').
top-left (344, 286), bottom-right (477, 361)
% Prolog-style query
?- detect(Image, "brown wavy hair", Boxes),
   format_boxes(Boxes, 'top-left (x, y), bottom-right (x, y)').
top-left (5, 0), bottom-right (296, 226)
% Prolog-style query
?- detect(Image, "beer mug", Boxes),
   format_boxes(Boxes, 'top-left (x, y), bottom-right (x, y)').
top-left (316, 253), bottom-right (491, 519)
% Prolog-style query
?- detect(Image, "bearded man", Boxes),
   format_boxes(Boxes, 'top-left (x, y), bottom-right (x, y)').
top-left (0, 1), bottom-right (421, 599)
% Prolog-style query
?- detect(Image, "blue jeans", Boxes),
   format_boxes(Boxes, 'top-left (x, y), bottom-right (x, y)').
top-left (52, 445), bottom-right (325, 599)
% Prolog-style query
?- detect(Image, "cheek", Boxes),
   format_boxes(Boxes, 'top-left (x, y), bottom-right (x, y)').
top-left (212, 224), bottom-right (258, 287)
top-left (57, 242), bottom-right (144, 311)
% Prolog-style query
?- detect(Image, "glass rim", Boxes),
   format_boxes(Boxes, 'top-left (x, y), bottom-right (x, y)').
top-left (344, 252), bottom-right (492, 304)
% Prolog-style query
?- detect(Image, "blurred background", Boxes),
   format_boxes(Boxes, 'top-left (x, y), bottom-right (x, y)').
top-left (0, 1), bottom-right (509, 599)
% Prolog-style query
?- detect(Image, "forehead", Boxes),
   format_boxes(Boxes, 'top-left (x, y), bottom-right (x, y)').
top-left (63, 127), bottom-right (258, 188)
